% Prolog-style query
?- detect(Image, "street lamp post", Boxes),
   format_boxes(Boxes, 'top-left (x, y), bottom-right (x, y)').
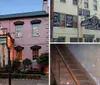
top-left (8, 48), bottom-right (11, 85)
top-left (77, 0), bottom-right (83, 42)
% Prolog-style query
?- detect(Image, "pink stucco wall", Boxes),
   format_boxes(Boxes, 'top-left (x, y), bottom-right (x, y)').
top-left (0, 16), bottom-right (49, 60)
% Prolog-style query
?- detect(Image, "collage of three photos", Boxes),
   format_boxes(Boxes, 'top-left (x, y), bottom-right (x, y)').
top-left (0, 0), bottom-right (100, 85)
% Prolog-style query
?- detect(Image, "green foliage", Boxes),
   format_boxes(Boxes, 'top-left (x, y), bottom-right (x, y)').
top-left (22, 58), bottom-right (32, 67)
top-left (37, 53), bottom-right (49, 65)
top-left (12, 59), bottom-right (21, 71)
top-left (0, 73), bottom-right (41, 79)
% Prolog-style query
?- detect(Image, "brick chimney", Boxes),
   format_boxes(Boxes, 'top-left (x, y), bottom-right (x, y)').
top-left (43, 0), bottom-right (48, 13)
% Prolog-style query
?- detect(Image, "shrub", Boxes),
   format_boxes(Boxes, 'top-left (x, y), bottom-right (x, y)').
top-left (22, 58), bottom-right (32, 68)
top-left (37, 53), bottom-right (49, 65)
top-left (12, 59), bottom-right (21, 72)
top-left (37, 53), bottom-right (49, 75)
top-left (0, 73), bottom-right (41, 79)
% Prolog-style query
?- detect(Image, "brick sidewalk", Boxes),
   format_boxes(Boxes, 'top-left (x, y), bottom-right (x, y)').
top-left (0, 76), bottom-right (48, 85)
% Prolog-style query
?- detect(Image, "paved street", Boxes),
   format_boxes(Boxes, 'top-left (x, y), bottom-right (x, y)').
top-left (0, 76), bottom-right (48, 85)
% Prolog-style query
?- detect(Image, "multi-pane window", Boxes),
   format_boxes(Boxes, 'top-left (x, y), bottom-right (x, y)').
top-left (16, 51), bottom-right (22, 60)
top-left (32, 49), bottom-right (39, 60)
top-left (14, 46), bottom-right (24, 60)
top-left (15, 25), bottom-right (23, 38)
top-left (30, 45), bottom-right (41, 60)
top-left (32, 24), bottom-right (40, 36)
top-left (93, 0), bottom-right (97, 11)
top-left (53, 12), bottom-right (78, 28)
top-left (84, 37), bottom-right (93, 42)
top-left (96, 38), bottom-right (100, 42)
top-left (60, 0), bottom-right (66, 3)
top-left (84, 0), bottom-right (88, 8)
top-left (78, 8), bottom-right (90, 17)
top-left (53, 38), bottom-right (58, 42)
top-left (66, 15), bottom-right (73, 27)
top-left (83, 34), bottom-right (94, 42)
top-left (73, 0), bottom-right (78, 5)
top-left (58, 37), bottom-right (65, 42)
top-left (14, 21), bottom-right (24, 38)
top-left (70, 38), bottom-right (83, 42)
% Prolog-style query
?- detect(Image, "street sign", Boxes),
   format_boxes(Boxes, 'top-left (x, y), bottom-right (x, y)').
top-left (81, 16), bottom-right (99, 27)
top-left (81, 19), bottom-right (91, 26)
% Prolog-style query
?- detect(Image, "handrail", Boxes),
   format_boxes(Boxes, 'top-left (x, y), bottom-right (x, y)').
top-left (55, 45), bottom-right (80, 85)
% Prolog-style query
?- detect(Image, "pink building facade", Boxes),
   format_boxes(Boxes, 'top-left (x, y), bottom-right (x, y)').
top-left (0, 0), bottom-right (49, 68)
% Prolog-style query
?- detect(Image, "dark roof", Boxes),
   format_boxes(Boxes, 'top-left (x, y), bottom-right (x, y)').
top-left (0, 11), bottom-right (48, 20)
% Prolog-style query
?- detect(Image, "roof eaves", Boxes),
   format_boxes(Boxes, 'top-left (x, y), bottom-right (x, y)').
top-left (0, 11), bottom-right (48, 20)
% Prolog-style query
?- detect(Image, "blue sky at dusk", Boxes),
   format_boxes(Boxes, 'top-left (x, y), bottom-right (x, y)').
top-left (0, 0), bottom-right (49, 15)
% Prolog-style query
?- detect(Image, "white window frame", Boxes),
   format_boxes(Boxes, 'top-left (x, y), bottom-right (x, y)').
top-left (32, 24), bottom-right (40, 36)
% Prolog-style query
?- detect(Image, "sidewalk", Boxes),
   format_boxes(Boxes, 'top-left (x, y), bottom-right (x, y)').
top-left (0, 76), bottom-right (48, 85)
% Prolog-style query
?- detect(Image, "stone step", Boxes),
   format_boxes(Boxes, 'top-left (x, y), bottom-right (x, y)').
top-left (60, 78), bottom-right (76, 85)
top-left (71, 69), bottom-right (84, 74)
top-left (66, 60), bottom-right (79, 64)
top-left (51, 45), bottom-right (96, 85)
top-left (79, 81), bottom-right (94, 85)
top-left (75, 74), bottom-right (88, 80)
top-left (60, 74), bottom-right (73, 78)
top-left (68, 64), bottom-right (81, 69)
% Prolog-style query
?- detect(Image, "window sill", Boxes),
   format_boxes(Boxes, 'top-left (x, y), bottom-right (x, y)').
top-left (15, 36), bottom-right (23, 38)
top-left (32, 35), bottom-right (40, 37)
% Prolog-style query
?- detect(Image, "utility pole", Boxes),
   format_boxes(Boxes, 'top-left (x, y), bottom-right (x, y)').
top-left (77, 0), bottom-right (83, 42)
top-left (50, 0), bottom-right (54, 42)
